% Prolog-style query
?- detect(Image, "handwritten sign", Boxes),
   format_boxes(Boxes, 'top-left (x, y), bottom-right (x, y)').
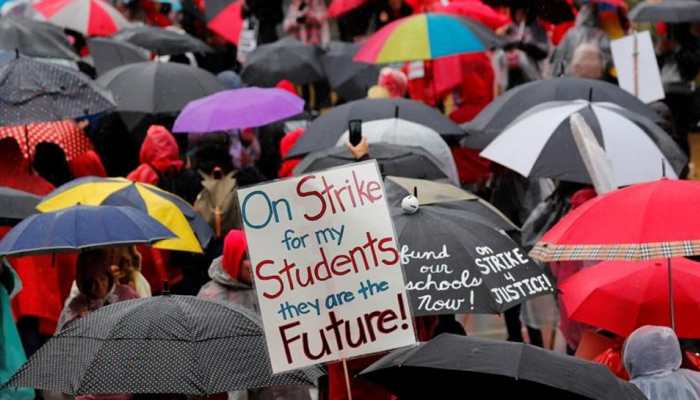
top-left (239, 161), bottom-right (415, 373)
top-left (402, 243), bottom-right (555, 316)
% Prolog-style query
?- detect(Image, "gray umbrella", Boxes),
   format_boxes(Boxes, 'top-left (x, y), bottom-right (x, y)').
top-left (87, 37), bottom-right (149, 76)
top-left (360, 334), bottom-right (647, 400)
top-left (241, 37), bottom-right (324, 87)
top-left (96, 61), bottom-right (226, 114)
top-left (0, 187), bottom-right (40, 220)
top-left (0, 55), bottom-right (115, 126)
top-left (0, 17), bottom-right (77, 60)
top-left (294, 143), bottom-right (451, 181)
top-left (5, 295), bottom-right (322, 395)
top-left (630, 0), bottom-right (700, 23)
top-left (114, 26), bottom-right (213, 55)
top-left (321, 41), bottom-right (380, 101)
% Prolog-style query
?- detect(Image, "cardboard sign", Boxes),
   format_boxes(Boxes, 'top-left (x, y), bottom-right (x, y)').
top-left (611, 31), bottom-right (665, 103)
top-left (239, 161), bottom-right (416, 373)
top-left (402, 241), bottom-right (555, 315)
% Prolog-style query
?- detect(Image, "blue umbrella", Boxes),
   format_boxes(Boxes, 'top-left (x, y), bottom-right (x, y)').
top-left (0, 205), bottom-right (175, 256)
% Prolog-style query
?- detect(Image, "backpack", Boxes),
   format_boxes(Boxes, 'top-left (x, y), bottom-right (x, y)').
top-left (193, 168), bottom-right (241, 239)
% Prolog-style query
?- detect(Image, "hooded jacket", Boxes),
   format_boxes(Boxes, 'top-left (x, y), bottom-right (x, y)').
top-left (127, 125), bottom-right (183, 186)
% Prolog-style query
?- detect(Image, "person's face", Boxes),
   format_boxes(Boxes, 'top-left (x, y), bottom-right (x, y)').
top-left (238, 255), bottom-right (252, 285)
top-left (92, 272), bottom-right (111, 299)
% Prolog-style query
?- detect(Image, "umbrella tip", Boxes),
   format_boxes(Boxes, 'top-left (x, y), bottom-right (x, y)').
top-left (662, 159), bottom-right (667, 178)
top-left (394, 105), bottom-right (399, 119)
top-left (401, 195), bottom-right (419, 215)
top-left (413, 186), bottom-right (417, 197)
top-left (14, 48), bottom-right (19, 59)
top-left (588, 87), bottom-right (593, 102)
top-left (162, 281), bottom-right (170, 295)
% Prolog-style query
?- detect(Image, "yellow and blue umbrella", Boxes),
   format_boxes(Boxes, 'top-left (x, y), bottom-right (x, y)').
top-left (354, 12), bottom-right (501, 64)
top-left (38, 177), bottom-right (213, 254)
top-left (0, 205), bottom-right (175, 257)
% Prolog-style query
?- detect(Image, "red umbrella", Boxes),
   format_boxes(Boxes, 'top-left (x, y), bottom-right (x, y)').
top-left (205, 0), bottom-right (243, 44)
top-left (531, 179), bottom-right (700, 263)
top-left (328, 0), bottom-right (371, 18)
top-left (430, 1), bottom-right (510, 30)
top-left (560, 258), bottom-right (700, 338)
top-left (0, 120), bottom-right (93, 161)
top-left (33, 0), bottom-right (130, 37)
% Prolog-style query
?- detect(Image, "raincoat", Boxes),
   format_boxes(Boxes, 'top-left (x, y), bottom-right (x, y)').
top-left (278, 128), bottom-right (305, 178)
top-left (198, 231), bottom-right (312, 400)
top-left (0, 262), bottom-right (34, 400)
top-left (624, 326), bottom-right (700, 399)
top-left (0, 138), bottom-right (54, 195)
top-left (127, 125), bottom-right (184, 186)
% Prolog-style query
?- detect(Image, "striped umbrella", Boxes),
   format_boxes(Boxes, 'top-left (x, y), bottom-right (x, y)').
top-left (33, 0), bottom-right (130, 37)
top-left (354, 12), bottom-right (501, 64)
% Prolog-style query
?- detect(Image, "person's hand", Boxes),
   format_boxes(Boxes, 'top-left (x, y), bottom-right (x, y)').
top-left (347, 137), bottom-right (369, 160)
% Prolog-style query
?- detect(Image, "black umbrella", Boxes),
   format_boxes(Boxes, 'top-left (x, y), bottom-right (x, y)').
top-left (321, 41), bottom-right (380, 101)
top-left (96, 61), bottom-right (226, 114)
top-left (630, 0), bottom-right (700, 23)
top-left (391, 196), bottom-right (552, 316)
top-left (360, 334), bottom-right (647, 400)
top-left (384, 176), bottom-right (517, 232)
top-left (5, 295), bottom-right (322, 395)
top-left (114, 26), bottom-right (213, 55)
top-left (294, 143), bottom-right (451, 181)
top-left (87, 37), bottom-right (150, 76)
top-left (0, 17), bottom-right (77, 60)
top-left (0, 187), bottom-right (40, 221)
top-left (0, 55), bottom-right (115, 127)
top-left (241, 37), bottom-right (324, 87)
top-left (462, 77), bottom-right (662, 149)
top-left (287, 98), bottom-right (463, 158)
top-left (482, 0), bottom-right (575, 23)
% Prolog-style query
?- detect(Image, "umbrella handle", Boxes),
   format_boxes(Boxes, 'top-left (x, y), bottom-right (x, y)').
top-left (668, 258), bottom-right (676, 331)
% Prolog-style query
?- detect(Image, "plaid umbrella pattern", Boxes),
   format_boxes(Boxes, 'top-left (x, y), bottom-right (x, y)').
top-left (0, 56), bottom-right (115, 126)
top-left (5, 295), bottom-right (322, 395)
top-left (0, 120), bottom-right (93, 160)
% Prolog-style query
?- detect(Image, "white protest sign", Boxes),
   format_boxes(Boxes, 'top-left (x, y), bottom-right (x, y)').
top-left (611, 30), bottom-right (665, 103)
top-left (238, 161), bottom-right (416, 373)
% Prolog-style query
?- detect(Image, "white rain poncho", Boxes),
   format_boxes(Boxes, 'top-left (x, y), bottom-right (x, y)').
top-left (623, 326), bottom-right (700, 400)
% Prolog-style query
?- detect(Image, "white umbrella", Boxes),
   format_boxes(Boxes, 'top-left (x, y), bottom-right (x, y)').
top-left (480, 100), bottom-right (687, 187)
top-left (335, 118), bottom-right (460, 185)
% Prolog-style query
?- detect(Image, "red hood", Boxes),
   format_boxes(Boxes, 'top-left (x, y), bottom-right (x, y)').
top-left (69, 150), bottom-right (107, 178)
top-left (223, 229), bottom-right (248, 280)
top-left (128, 125), bottom-right (183, 185)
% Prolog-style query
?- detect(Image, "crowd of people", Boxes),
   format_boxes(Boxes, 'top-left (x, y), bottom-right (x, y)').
top-left (3, 0), bottom-right (700, 399)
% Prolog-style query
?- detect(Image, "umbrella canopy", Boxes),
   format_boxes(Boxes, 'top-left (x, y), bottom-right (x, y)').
top-left (0, 187), bottom-right (40, 220)
top-left (241, 37), bottom-right (325, 87)
top-left (32, 0), bottom-right (131, 36)
top-left (360, 334), bottom-right (647, 400)
top-left (287, 98), bottom-right (463, 158)
top-left (0, 16), bottom-right (77, 60)
top-left (629, 0), bottom-right (700, 23)
top-left (86, 37), bottom-right (149, 76)
top-left (462, 78), bottom-right (661, 149)
top-left (0, 205), bottom-right (174, 256)
top-left (205, 0), bottom-right (243, 45)
top-left (38, 177), bottom-right (213, 253)
top-left (172, 87), bottom-right (304, 133)
top-left (321, 41), bottom-right (380, 101)
top-left (391, 198), bottom-right (551, 315)
top-left (430, 1), bottom-right (511, 30)
top-left (531, 179), bottom-right (700, 262)
top-left (6, 295), bottom-right (322, 395)
top-left (0, 55), bottom-right (115, 126)
top-left (96, 61), bottom-right (226, 114)
top-left (384, 176), bottom-right (517, 231)
top-left (480, 100), bottom-right (686, 187)
top-left (561, 258), bottom-right (700, 338)
top-left (328, 0), bottom-right (368, 17)
top-left (355, 12), bottom-right (501, 63)
top-left (114, 25), bottom-right (213, 55)
top-left (294, 143), bottom-right (451, 181)
top-left (0, 120), bottom-right (93, 161)
top-left (334, 118), bottom-right (460, 185)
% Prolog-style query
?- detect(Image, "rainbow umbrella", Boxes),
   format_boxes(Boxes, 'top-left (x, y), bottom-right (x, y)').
top-left (354, 12), bottom-right (501, 64)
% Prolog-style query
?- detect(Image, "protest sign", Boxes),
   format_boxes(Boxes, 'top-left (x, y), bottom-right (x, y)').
top-left (402, 239), bottom-right (555, 316)
top-left (611, 30), bottom-right (665, 103)
top-left (239, 161), bottom-right (416, 373)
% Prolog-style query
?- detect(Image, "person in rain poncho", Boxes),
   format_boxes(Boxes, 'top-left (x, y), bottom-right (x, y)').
top-left (624, 325), bottom-right (700, 399)
top-left (57, 249), bottom-right (139, 331)
top-left (127, 125), bottom-right (184, 187)
top-left (198, 230), bottom-right (313, 400)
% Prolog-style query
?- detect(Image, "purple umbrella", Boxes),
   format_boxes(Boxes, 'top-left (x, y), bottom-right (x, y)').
top-left (172, 87), bottom-right (305, 133)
